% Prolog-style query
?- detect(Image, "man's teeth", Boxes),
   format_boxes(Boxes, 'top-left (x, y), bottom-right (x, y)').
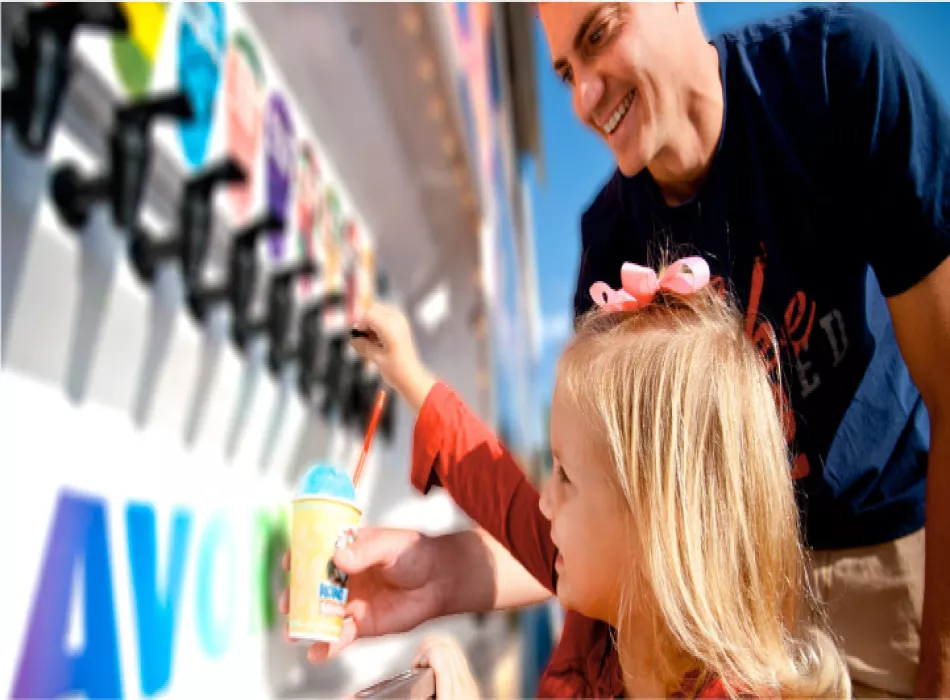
top-left (603, 91), bottom-right (635, 135)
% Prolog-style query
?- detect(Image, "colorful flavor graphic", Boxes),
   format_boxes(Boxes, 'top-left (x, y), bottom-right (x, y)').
top-left (321, 186), bottom-right (343, 293)
top-left (177, 1), bottom-right (226, 169)
top-left (343, 220), bottom-right (375, 318)
top-left (224, 31), bottom-right (266, 222)
top-left (359, 247), bottom-right (376, 318)
top-left (111, 2), bottom-right (168, 97)
top-left (343, 220), bottom-right (363, 324)
top-left (344, 255), bottom-right (356, 324)
top-left (296, 143), bottom-right (321, 294)
top-left (325, 186), bottom-right (343, 243)
top-left (264, 92), bottom-right (295, 261)
top-left (12, 490), bottom-right (287, 698)
top-left (321, 238), bottom-right (341, 299)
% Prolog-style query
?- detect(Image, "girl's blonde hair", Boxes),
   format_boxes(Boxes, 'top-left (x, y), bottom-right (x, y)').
top-left (556, 281), bottom-right (849, 699)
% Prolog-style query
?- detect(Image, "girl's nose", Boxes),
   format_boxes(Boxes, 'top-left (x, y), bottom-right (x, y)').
top-left (538, 478), bottom-right (554, 522)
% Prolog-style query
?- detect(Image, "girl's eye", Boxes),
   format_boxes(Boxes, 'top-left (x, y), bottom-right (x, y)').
top-left (559, 67), bottom-right (574, 86)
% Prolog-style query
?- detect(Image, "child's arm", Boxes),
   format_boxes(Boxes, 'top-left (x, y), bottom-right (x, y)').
top-left (351, 304), bottom-right (559, 593)
top-left (411, 380), bottom-right (557, 591)
top-left (435, 528), bottom-right (552, 613)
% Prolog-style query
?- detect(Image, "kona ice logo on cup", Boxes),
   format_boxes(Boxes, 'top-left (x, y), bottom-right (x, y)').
top-left (264, 92), bottom-right (295, 261)
top-left (11, 490), bottom-right (287, 699)
top-left (177, 1), bottom-right (226, 169)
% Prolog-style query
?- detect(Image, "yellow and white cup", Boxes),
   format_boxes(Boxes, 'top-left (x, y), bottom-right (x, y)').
top-left (288, 493), bottom-right (362, 642)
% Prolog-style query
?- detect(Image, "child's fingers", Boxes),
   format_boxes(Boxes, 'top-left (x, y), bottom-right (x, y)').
top-left (305, 619), bottom-right (357, 663)
top-left (306, 642), bottom-right (331, 663)
top-left (350, 336), bottom-right (383, 363)
top-left (326, 617), bottom-right (359, 657)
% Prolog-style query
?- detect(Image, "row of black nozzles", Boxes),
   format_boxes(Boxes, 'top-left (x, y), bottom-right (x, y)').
top-left (51, 109), bottom-right (325, 382)
top-left (3, 2), bottom-right (394, 434)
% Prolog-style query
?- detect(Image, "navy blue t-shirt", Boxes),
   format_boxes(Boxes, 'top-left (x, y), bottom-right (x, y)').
top-left (575, 4), bottom-right (950, 550)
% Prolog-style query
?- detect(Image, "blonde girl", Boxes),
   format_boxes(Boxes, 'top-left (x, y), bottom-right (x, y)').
top-left (340, 256), bottom-right (849, 698)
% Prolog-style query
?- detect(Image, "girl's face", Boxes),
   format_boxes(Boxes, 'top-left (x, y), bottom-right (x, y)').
top-left (540, 390), bottom-right (635, 624)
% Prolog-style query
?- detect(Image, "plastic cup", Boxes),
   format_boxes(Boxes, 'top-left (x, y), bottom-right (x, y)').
top-left (288, 463), bottom-right (361, 642)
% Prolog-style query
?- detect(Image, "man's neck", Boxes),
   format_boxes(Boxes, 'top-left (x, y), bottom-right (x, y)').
top-left (648, 44), bottom-right (724, 206)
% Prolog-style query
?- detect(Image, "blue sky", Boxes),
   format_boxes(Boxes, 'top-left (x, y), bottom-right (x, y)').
top-left (526, 2), bottom-right (950, 414)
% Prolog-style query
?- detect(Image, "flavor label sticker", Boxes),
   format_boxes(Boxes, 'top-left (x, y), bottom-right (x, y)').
top-left (361, 246), bottom-right (376, 316)
top-left (224, 31), bottom-right (265, 222)
top-left (343, 220), bottom-right (362, 324)
top-left (321, 186), bottom-right (343, 294)
top-left (296, 143), bottom-right (321, 294)
top-left (264, 92), bottom-right (295, 261)
top-left (177, 1), bottom-right (226, 169)
top-left (325, 186), bottom-right (344, 243)
top-left (111, 2), bottom-right (168, 97)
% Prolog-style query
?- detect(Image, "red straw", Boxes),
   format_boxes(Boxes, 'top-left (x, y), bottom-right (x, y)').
top-left (352, 389), bottom-right (388, 488)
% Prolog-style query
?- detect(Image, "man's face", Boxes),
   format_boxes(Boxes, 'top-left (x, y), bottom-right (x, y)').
top-left (540, 2), bottom-right (690, 177)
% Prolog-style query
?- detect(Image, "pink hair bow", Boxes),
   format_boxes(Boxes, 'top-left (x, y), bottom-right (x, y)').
top-left (589, 256), bottom-right (710, 312)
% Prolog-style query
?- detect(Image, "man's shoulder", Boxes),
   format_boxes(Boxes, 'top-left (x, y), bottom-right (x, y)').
top-left (721, 4), bottom-right (885, 45)
top-left (719, 4), bottom-right (898, 72)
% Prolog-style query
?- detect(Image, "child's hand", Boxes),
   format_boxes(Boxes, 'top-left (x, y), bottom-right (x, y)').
top-left (351, 302), bottom-right (436, 413)
top-left (277, 528), bottom-right (451, 662)
top-left (413, 635), bottom-right (481, 700)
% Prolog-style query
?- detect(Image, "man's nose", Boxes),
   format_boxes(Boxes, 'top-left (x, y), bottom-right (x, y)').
top-left (575, 70), bottom-right (605, 123)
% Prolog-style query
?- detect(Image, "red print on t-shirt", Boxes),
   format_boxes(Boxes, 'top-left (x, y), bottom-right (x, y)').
top-left (742, 246), bottom-right (812, 480)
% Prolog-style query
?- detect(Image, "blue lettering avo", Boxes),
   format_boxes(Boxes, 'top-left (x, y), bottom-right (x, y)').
top-left (12, 491), bottom-right (122, 698)
top-left (127, 502), bottom-right (193, 696)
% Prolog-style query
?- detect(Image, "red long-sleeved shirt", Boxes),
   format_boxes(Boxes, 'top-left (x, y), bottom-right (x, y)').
top-left (411, 382), bottom-right (738, 698)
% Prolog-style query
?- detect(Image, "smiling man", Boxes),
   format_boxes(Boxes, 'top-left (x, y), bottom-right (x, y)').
top-left (541, 2), bottom-right (950, 696)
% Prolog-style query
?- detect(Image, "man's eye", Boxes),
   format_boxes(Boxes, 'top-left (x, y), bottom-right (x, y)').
top-left (557, 465), bottom-right (571, 484)
top-left (588, 25), bottom-right (605, 45)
